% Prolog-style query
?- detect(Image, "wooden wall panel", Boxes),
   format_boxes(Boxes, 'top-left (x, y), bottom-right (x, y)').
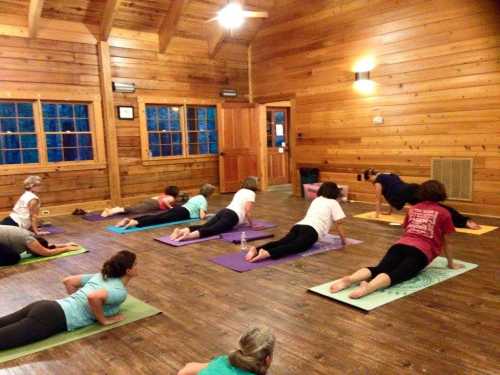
top-left (251, 0), bottom-right (500, 216)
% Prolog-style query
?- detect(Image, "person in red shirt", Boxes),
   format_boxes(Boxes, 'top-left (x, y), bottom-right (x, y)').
top-left (330, 180), bottom-right (464, 299)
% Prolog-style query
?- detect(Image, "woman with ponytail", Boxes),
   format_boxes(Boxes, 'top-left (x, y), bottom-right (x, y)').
top-left (0, 250), bottom-right (137, 350)
top-left (178, 327), bottom-right (275, 375)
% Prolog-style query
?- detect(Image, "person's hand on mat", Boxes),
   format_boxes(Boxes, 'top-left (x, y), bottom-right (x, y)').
top-left (102, 314), bottom-right (125, 325)
top-left (447, 261), bottom-right (464, 270)
top-left (64, 244), bottom-right (81, 251)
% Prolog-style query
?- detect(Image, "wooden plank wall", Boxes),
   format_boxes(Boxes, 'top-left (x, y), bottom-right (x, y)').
top-left (110, 36), bottom-right (249, 199)
top-left (251, 0), bottom-right (500, 216)
top-left (0, 30), bottom-right (248, 211)
top-left (0, 35), bottom-right (110, 211)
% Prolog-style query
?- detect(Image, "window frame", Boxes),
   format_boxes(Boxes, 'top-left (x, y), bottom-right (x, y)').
top-left (138, 96), bottom-right (221, 165)
top-left (0, 91), bottom-right (106, 175)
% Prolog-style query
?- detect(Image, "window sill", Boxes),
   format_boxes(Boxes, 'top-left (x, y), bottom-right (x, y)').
top-left (0, 162), bottom-right (107, 175)
top-left (142, 155), bottom-right (218, 166)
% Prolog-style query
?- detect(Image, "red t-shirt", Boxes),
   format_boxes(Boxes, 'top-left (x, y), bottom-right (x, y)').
top-left (397, 202), bottom-right (455, 262)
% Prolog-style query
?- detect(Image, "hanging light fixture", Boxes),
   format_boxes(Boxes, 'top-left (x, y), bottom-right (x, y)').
top-left (217, 3), bottom-right (245, 29)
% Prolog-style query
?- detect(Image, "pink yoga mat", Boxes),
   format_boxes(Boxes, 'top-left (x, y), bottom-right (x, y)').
top-left (211, 236), bottom-right (363, 272)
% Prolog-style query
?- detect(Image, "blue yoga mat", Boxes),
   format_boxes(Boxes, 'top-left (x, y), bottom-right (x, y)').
top-left (106, 218), bottom-right (200, 234)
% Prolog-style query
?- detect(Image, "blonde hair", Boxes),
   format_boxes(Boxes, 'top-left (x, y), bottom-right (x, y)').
top-left (228, 327), bottom-right (275, 375)
top-left (241, 176), bottom-right (258, 192)
top-left (24, 176), bottom-right (42, 190)
top-left (199, 183), bottom-right (216, 198)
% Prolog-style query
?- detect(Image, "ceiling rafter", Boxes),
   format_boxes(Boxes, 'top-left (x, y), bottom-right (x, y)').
top-left (158, 0), bottom-right (189, 53)
top-left (28, 0), bottom-right (45, 38)
top-left (101, 0), bottom-right (124, 41)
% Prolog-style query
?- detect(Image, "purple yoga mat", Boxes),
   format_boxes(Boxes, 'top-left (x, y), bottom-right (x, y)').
top-left (220, 230), bottom-right (274, 244)
top-left (154, 234), bottom-right (220, 247)
top-left (211, 235), bottom-right (363, 272)
top-left (229, 220), bottom-right (277, 232)
top-left (38, 226), bottom-right (65, 235)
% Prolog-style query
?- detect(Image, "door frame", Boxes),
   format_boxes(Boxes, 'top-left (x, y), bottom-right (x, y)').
top-left (254, 96), bottom-right (297, 194)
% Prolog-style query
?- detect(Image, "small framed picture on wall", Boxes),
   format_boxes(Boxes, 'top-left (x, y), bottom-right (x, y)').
top-left (117, 106), bottom-right (134, 120)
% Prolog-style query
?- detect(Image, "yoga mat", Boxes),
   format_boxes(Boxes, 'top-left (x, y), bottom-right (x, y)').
top-left (211, 235), bottom-right (362, 272)
top-left (0, 296), bottom-right (161, 364)
top-left (39, 225), bottom-right (65, 235)
top-left (354, 211), bottom-right (497, 235)
top-left (220, 230), bottom-right (274, 244)
top-left (82, 210), bottom-right (161, 222)
top-left (10, 247), bottom-right (89, 266)
top-left (309, 257), bottom-right (478, 311)
top-left (106, 218), bottom-right (200, 234)
top-left (229, 220), bottom-right (277, 232)
top-left (154, 234), bottom-right (220, 247)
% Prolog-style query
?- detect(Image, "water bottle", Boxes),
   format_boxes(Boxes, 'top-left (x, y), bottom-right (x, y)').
top-left (240, 231), bottom-right (247, 251)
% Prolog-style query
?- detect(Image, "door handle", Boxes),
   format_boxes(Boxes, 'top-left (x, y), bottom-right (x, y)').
top-left (220, 152), bottom-right (225, 156)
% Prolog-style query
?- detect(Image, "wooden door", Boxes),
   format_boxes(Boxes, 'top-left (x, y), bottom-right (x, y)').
top-left (218, 102), bottom-right (260, 193)
top-left (267, 107), bottom-right (290, 185)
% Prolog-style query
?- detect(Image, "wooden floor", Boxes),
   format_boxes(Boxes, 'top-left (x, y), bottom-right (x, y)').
top-left (0, 191), bottom-right (499, 375)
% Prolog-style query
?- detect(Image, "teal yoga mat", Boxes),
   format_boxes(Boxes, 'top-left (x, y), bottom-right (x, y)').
top-left (0, 296), bottom-right (161, 364)
top-left (106, 218), bottom-right (200, 234)
top-left (309, 257), bottom-right (478, 311)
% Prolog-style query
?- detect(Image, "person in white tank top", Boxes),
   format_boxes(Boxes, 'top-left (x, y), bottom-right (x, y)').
top-left (0, 176), bottom-right (47, 235)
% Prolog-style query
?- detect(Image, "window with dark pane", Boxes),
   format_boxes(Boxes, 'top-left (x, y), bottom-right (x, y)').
top-left (0, 101), bottom-right (38, 165)
top-left (42, 102), bottom-right (93, 163)
top-left (186, 105), bottom-right (217, 156)
top-left (145, 104), bottom-right (183, 158)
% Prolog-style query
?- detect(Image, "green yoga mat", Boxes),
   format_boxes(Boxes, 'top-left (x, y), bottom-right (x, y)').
top-left (0, 296), bottom-right (161, 364)
top-left (309, 257), bottom-right (478, 311)
top-left (0, 247), bottom-right (89, 268)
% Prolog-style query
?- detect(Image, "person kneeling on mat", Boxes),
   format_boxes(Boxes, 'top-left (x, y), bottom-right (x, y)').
top-left (114, 184), bottom-right (216, 229)
top-left (170, 177), bottom-right (258, 242)
top-left (178, 326), bottom-right (275, 375)
top-left (0, 225), bottom-right (80, 266)
top-left (246, 182), bottom-right (347, 263)
top-left (329, 180), bottom-right (464, 299)
top-left (0, 250), bottom-right (137, 350)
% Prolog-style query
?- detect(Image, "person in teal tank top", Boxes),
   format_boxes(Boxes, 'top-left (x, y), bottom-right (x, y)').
top-left (115, 183), bottom-right (216, 229)
top-left (178, 327), bottom-right (275, 375)
top-left (0, 250), bottom-right (137, 350)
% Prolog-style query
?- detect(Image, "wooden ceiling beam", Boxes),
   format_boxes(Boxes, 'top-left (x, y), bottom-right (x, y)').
top-left (100, 0), bottom-right (124, 41)
top-left (158, 0), bottom-right (189, 53)
top-left (28, 0), bottom-right (45, 38)
top-left (207, 22), bottom-right (227, 58)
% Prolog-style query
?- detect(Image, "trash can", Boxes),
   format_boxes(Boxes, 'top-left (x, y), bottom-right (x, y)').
top-left (299, 167), bottom-right (319, 197)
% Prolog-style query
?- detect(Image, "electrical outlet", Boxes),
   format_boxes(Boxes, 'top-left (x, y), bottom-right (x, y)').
top-left (41, 210), bottom-right (50, 216)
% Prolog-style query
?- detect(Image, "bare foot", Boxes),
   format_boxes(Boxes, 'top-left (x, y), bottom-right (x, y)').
top-left (175, 228), bottom-right (191, 241)
top-left (248, 249), bottom-right (271, 263)
top-left (330, 276), bottom-right (352, 293)
top-left (466, 220), bottom-right (481, 230)
top-left (115, 218), bottom-right (130, 228)
top-left (348, 281), bottom-right (370, 299)
top-left (169, 228), bottom-right (181, 240)
top-left (245, 246), bottom-right (258, 261)
top-left (101, 208), bottom-right (111, 217)
top-left (124, 219), bottom-right (138, 229)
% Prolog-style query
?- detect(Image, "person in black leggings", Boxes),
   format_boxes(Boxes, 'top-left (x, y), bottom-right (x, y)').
top-left (170, 177), bottom-right (258, 242)
top-left (359, 168), bottom-right (481, 229)
top-left (0, 250), bottom-right (137, 350)
top-left (245, 182), bottom-right (347, 263)
top-left (329, 180), bottom-right (464, 299)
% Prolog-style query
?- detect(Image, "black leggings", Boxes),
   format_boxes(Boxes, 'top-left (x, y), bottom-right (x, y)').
top-left (189, 208), bottom-right (238, 238)
top-left (0, 216), bottom-right (18, 227)
top-left (135, 206), bottom-right (190, 228)
top-left (260, 224), bottom-right (318, 259)
top-left (0, 300), bottom-right (67, 350)
top-left (0, 243), bottom-right (21, 266)
top-left (367, 244), bottom-right (429, 286)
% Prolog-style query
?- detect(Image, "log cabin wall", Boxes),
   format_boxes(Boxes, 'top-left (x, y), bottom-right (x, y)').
top-left (251, 0), bottom-right (500, 216)
top-left (0, 0), bottom-right (272, 213)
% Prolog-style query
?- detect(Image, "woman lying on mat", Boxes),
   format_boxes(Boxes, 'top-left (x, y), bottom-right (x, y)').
top-left (178, 326), bottom-right (275, 375)
top-left (0, 225), bottom-right (80, 266)
top-left (0, 250), bottom-right (137, 350)
top-left (330, 180), bottom-right (464, 299)
top-left (246, 182), bottom-right (347, 263)
top-left (101, 185), bottom-right (180, 217)
top-left (0, 175), bottom-right (49, 236)
top-left (359, 168), bottom-right (480, 229)
top-left (115, 184), bottom-right (216, 229)
top-left (170, 177), bottom-right (258, 241)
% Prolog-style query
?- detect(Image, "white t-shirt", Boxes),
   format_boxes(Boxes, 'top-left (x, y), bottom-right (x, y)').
top-left (10, 191), bottom-right (39, 229)
top-left (296, 196), bottom-right (346, 239)
top-left (226, 188), bottom-right (256, 224)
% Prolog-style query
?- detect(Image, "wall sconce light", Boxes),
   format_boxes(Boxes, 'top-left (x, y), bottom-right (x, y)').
top-left (353, 56), bottom-right (376, 94)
